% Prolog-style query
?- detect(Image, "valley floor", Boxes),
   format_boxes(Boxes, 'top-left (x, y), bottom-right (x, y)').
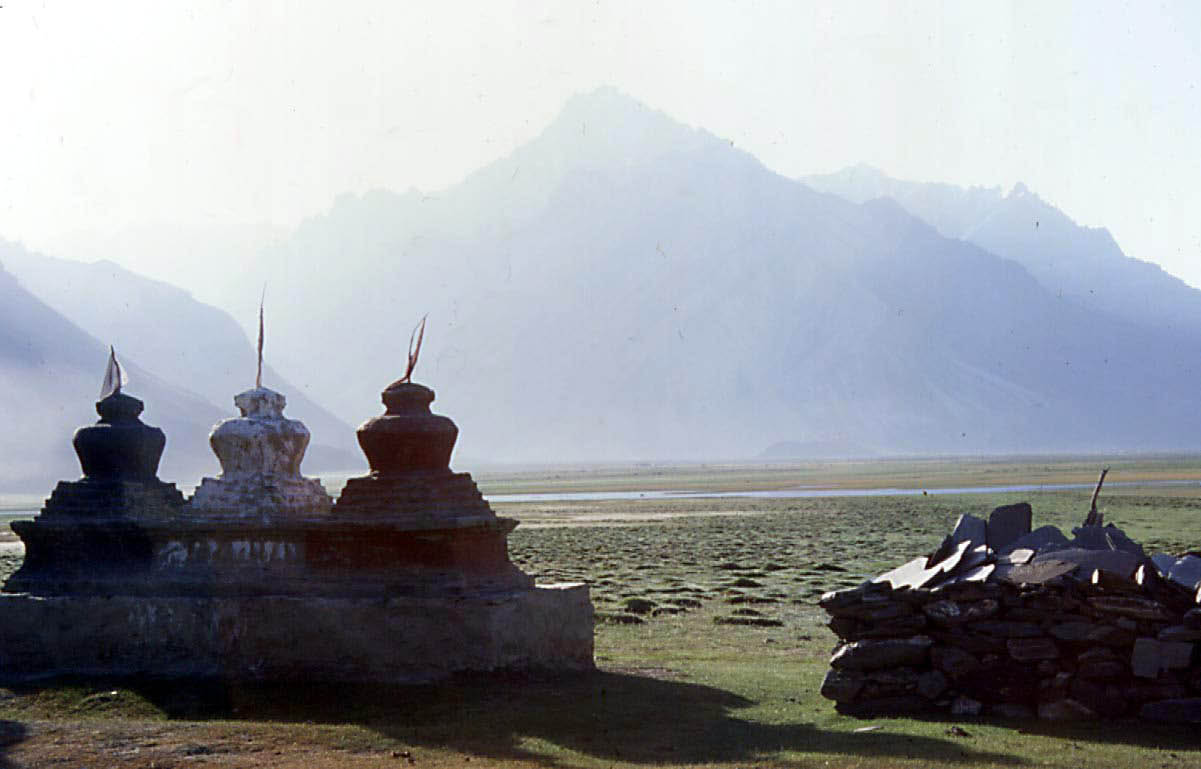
top-left (0, 456), bottom-right (1200, 767)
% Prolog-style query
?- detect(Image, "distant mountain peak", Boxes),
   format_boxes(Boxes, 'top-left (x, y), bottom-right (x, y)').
top-left (539, 85), bottom-right (717, 162)
top-left (1008, 181), bottom-right (1032, 198)
top-left (805, 164), bottom-right (1201, 341)
top-left (556, 85), bottom-right (664, 123)
top-left (558, 84), bottom-right (638, 114)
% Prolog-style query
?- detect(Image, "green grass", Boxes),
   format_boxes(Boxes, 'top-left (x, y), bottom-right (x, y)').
top-left (0, 459), bottom-right (1200, 767)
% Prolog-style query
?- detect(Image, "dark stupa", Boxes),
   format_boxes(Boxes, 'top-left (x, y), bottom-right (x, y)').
top-left (73, 390), bottom-right (166, 481)
top-left (6, 349), bottom-right (185, 594)
top-left (356, 382), bottom-right (458, 473)
top-left (331, 378), bottom-right (533, 595)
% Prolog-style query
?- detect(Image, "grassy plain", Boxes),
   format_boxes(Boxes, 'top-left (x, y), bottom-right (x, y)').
top-left (0, 457), bottom-right (1200, 767)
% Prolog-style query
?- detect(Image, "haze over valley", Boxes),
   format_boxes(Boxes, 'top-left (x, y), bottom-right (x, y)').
top-left (2, 86), bottom-right (1201, 489)
top-left (1, 3), bottom-right (1198, 491)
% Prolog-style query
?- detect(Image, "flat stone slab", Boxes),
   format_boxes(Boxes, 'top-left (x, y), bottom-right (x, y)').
top-left (829, 635), bottom-right (933, 671)
top-left (1151, 553), bottom-right (1177, 576)
top-left (1007, 637), bottom-right (1059, 661)
top-left (1090, 596), bottom-right (1173, 622)
top-left (956, 563), bottom-right (996, 584)
top-left (999, 525), bottom-right (1069, 556)
top-left (929, 550), bottom-right (994, 590)
top-left (1166, 555), bottom-right (1201, 591)
top-left (875, 542), bottom-right (970, 591)
top-left (0, 584), bottom-right (594, 683)
top-left (1070, 524), bottom-right (1145, 557)
top-left (999, 548), bottom-right (1034, 565)
top-left (1050, 621), bottom-right (1129, 645)
top-left (999, 558), bottom-right (1078, 585)
top-left (1158, 625), bottom-right (1201, 642)
top-left (1131, 637), bottom-right (1195, 679)
top-left (950, 514), bottom-right (987, 550)
top-left (820, 669), bottom-right (865, 701)
top-left (872, 556), bottom-right (936, 591)
top-left (1032, 548), bottom-right (1143, 579)
top-left (932, 646), bottom-right (980, 678)
top-left (987, 503), bottom-right (1031, 552)
top-left (959, 544), bottom-right (991, 571)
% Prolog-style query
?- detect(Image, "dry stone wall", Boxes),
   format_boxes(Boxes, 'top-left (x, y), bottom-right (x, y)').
top-left (819, 503), bottom-right (1201, 722)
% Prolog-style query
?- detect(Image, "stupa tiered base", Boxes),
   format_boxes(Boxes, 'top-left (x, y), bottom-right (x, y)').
top-left (336, 469), bottom-right (493, 520)
top-left (0, 504), bottom-right (592, 682)
top-left (5, 515), bottom-right (535, 599)
top-left (329, 468), bottom-right (533, 591)
top-left (6, 478), bottom-right (185, 594)
top-left (189, 475), bottom-right (332, 518)
top-left (0, 379), bottom-right (594, 683)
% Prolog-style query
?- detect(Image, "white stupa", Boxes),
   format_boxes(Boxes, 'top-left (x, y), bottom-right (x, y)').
top-left (187, 304), bottom-right (331, 517)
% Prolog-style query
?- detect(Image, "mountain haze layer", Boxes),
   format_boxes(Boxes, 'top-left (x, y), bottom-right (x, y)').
top-left (250, 89), bottom-right (1201, 462)
top-left (804, 165), bottom-right (1201, 338)
top-left (0, 239), bottom-right (360, 490)
top-left (0, 241), bottom-right (358, 463)
top-left (0, 260), bottom-right (228, 490)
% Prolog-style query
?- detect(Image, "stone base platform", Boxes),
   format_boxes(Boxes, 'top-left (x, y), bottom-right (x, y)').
top-left (189, 474), bottom-right (332, 518)
top-left (0, 584), bottom-right (594, 683)
top-left (6, 514), bottom-right (533, 598)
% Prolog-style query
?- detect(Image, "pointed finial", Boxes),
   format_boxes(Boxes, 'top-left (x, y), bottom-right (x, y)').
top-left (100, 345), bottom-right (124, 399)
top-left (256, 285), bottom-right (265, 389)
top-left (400, 314), bottom-right (428, 384)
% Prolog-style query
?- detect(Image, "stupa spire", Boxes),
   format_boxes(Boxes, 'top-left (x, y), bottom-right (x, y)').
top-left (390, 314), bottom-right (426, 387)
top-left (256, 287), bottom-right (265, 389)
top-left (100, 345), bottom-right (124, 399)
top-left (384, 314), bottom-right (426, 389)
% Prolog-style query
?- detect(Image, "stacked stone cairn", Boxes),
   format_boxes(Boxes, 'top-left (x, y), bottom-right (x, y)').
top-left (819, 502), bottom-right (1201, 723)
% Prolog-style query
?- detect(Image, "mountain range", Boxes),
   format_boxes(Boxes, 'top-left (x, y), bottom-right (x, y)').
top-left (4, 87), bottom-right (1201, 481)
top-left (246, 88), bottom-right (1201, 462)
top-left (0, 258), bottom-right (223, 490)
top-left (0, 239), bottom-right (359, 491)
top-left (804, 165), bottom-right (1201, 340)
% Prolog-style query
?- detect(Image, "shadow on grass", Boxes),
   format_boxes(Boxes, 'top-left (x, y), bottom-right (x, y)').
top-left (117, 669), bottom-right (1025, 767)
top-left (0, 720), bottom-right (26, 769)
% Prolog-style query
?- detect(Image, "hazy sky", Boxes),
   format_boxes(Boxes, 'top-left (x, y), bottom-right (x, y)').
top-left (1, 1), bottom-right (1198, 296)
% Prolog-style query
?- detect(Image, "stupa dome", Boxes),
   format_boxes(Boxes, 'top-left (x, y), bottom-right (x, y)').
top-left (209, 387), bottom-right (309, 479)
top-left (356, 382), bottom-right (458, 475)
top-left (73, 390), bottom-right (167, 482)
top-left (189, 386), bottom-right (331, 517)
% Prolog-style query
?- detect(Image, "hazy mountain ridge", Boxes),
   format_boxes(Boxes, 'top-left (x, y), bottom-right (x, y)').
top-left (0, 240), bottom-right (361, 489)
top-left (803, 165), bottom-right (1201, 337)
top-left (251, 89), bottom-right (1201, 461)
top-left (0, 258), bottom-right (227, 490)
top-left (8, 89), bottom-right (1201, 469)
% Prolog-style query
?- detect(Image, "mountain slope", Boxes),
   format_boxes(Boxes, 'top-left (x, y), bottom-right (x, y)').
top-left (803, 165), bottom-right (1201, 337)
top-left (249, 89), bottom-right (1201, 461)
top-left (0, 240), bottom-right (360, 472)
top-left (0, 262), bottom-right (229, 490)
